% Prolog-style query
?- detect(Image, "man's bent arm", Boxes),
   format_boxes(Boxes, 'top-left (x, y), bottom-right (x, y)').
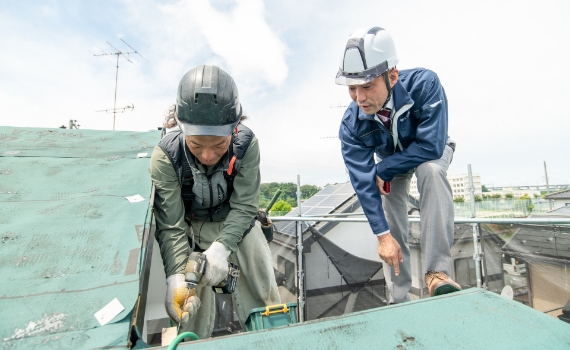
top-left (377, 70), bottom-right (449, 181)
top-left (219, 137), bottom-right (261, 253)
top-left (340, 123), bottom-right (390, 235)
top-left (150, 146), bottom-right (189, 277)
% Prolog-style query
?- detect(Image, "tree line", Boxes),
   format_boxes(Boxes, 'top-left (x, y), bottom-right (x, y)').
top-left (259, 182), bottom-right (322, 213)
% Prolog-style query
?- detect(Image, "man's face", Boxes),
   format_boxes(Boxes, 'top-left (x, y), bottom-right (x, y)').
top-left (185, 135), bottom-right (231, 166)
top-left (348, 69), bottom-right (399, 115)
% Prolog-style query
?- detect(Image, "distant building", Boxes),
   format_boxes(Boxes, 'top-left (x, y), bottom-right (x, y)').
top-left (544, 189), bottom-right (570, 210)
top-left (409, 173), bottom-right (482, 201)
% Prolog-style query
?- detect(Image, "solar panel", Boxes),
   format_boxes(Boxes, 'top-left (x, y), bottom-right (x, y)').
top-left (300, 195), bottom-right (328, 207)
top-left (273, 182), bottom-right (355, 236)
top-left (304, 207), bottom-right (332, 216)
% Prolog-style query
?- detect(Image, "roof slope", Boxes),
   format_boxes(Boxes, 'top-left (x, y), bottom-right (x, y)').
top-left (502, 224), bottom-right (570, 261)
top-left (545, 189), bottom-right (570, 199)
top-left (173, 289), bottom-right (570, 349)
top-left (0, 127), bottom-right (159, 347)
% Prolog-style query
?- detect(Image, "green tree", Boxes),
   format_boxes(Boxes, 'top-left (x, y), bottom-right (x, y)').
top-left (260, 182), bottom-right (323, 209)
top-left (279, 182), bottom-right (298, 200)
top-left (491, 194), bottom-right (502, 199)
top-left (270, 199), bottom-right (292, 213)
top-left (482, 185), bottom-right (490, 192)
top-left (504, 193), bottom-right (514, 199)
top-left (518, 194), bottom-right (533, 216)
top-left (454, 196), bottom-right (465, 203)
top-left (301, 184), bottom-right (322, 199)
top-left (474, 195), bottom-right (482, 202)
top-left (259, 196), bottom-right (270, 209)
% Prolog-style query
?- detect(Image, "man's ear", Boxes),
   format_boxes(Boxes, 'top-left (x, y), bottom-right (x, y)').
top-left (389, 68), bottom-right (399, 88)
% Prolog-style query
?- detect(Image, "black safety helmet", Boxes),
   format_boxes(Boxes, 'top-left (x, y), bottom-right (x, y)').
top-left (175, 65), bottom-right (242, 136)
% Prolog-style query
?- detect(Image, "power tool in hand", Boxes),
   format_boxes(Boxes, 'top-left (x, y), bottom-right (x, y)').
top-left (184, 251), bottom-right (240, 294)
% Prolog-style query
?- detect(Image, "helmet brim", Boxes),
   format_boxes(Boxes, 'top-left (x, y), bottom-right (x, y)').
top-left (335, 73), bottom-right (380, 86)
top-left (335, 60), bottom-right (389, 86)
top-left (176, 117), bottom-right (239, 136)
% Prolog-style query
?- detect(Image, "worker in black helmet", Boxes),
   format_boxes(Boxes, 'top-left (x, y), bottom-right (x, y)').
top-left (150, 65), bottom-right (280, 338)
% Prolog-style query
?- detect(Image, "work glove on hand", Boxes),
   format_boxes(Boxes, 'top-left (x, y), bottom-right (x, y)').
top-left (200, 241), bottom-right (231, 286)
top-left (165, 274), bottom-right (201, 325)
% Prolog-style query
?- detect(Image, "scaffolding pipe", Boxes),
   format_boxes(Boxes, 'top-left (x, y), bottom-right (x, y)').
top-left (295, 175), bottom-right (305, 323)
top-left (468, 164), bottom-right (483, 288)
top-left (269, 217), bottom-right (570, 225)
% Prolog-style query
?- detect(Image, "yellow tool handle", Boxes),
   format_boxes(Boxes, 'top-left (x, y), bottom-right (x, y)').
top-left (261, 304), bottom-right (289, 317)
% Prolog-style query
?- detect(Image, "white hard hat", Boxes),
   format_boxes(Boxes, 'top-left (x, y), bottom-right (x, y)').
top-left (335, 26), bottom-right (399, 86)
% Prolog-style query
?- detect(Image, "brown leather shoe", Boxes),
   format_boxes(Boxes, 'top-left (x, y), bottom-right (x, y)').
top-left (425, 271), bottom-right (462, 297)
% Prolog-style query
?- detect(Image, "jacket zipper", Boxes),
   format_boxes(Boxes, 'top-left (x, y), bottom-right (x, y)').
top-left (208, 174), bottom-right (214, 222)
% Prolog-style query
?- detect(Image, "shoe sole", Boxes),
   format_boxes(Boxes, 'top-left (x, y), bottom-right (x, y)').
top-left (433, 284), bottom-right (461, 297)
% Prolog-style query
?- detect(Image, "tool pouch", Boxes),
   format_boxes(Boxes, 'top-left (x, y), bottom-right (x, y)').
top-left (241, 210), bottom-right (274, 243)
top-left (256, 210), bottom-right (274, 243)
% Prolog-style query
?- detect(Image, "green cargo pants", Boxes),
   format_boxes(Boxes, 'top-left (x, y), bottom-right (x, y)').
top-left (180, 219), bottom-right (281, 339)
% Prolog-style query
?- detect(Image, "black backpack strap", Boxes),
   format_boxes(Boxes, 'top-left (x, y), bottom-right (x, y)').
top-left (180, 136), bottom-right (195, 222)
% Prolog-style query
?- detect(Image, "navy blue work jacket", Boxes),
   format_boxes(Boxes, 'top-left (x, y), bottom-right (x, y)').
top-left (339, 68), bottom-right (449, 234)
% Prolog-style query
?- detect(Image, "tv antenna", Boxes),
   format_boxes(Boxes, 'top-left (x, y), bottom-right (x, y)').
top-left (93, 39), bottom-right (148, 130)
top-left (96, 103), bottom-right (134, 118)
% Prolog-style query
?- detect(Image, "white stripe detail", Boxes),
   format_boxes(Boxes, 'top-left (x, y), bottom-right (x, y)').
top-left (392, 102), bottom-right (413, 151)
top-left (429, 100), bottom-right (442, 108)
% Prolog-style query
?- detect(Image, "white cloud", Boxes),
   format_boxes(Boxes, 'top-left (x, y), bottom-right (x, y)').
top-left (1, 0), bottom-right (569, 186)
top-left (161, 0), bottom-right (288, 90)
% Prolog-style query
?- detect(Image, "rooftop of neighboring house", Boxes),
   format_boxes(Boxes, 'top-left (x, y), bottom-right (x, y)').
top-left (545, 189), bottom-right (570, 199)
top-left (530, 205), bottom-right (570, 218)
top-left (502, 224), bottom-right (570, 261)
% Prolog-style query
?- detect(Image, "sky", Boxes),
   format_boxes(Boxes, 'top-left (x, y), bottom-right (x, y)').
top-left (1, 0), bottom-right (569, 189)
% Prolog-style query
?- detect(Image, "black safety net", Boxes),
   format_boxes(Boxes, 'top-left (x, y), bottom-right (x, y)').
top-left (308, 226), bottom-right (382, 293)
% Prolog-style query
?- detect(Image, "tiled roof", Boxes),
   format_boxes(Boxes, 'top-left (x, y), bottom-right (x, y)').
top-left (502, 224), bottom-right (570, 261)
top-left (545, 189), bottom-right (570, 199)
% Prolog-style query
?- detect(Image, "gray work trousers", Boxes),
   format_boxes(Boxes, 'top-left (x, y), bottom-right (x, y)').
top-left (180, 220), bottom-right (281, 339)
top-left (382, 145), bottom-right (455, 303)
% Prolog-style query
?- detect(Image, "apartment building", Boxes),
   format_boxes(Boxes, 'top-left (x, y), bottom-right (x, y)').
top-left (409, 173), bottom-right (482, 201)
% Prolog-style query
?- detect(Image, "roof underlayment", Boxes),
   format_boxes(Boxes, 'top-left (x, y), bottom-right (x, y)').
top-left (2, 127), bottom-right (570, 349)
top-left (0, 126), bottom-right (159, 348)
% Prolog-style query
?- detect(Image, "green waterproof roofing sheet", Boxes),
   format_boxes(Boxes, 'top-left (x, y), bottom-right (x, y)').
top-left (0, 127), bottom-right (160, 349)
top-left (175, 289), bottom-right (570, 350)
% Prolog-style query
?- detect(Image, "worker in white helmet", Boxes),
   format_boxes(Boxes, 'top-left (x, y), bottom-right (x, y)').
top-left (336, 26), bottom-right (461, 303)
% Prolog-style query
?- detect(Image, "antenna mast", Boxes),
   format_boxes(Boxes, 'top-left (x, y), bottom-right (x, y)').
top-left (93, 39), bottom-right (148, 130)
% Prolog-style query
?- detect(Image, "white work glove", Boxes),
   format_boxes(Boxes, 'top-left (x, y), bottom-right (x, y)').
top-left (200, 241), bottom-right (231, 286)
top-left (165, 274), bottom-right (201, 325)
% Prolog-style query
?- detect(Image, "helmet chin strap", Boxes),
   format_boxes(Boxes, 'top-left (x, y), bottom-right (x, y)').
top-left (381, 71), bottom-right (393, 109)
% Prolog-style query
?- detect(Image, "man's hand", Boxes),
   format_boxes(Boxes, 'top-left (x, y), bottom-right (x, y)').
top-left (200, 242), bottom-right (231, 286)
top-left (376, 175), bottom-right (389, 195)
top-left (165, 274), bottom-right (201, 324)
top-left (377, 233), bottom-right (403, 276)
